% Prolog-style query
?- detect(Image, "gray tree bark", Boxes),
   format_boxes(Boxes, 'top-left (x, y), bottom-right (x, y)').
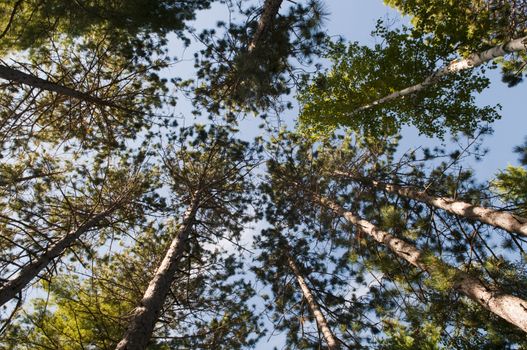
top-left (0, 64), bottom-right (133, 112)
top-left (115, 202), bottom-right (199, 350)
top-left (335, 172), bottom-right (527, 238)
top-left (312, 193), bottom-right (527, 333)
top-left (286, 253), bottom-right (340, 350)
top-left (0, 205), bottom-right (119, 307)
top-left (247, 0), bottom-right (283, 52)
top-left (351, 36), bottom-right (527, 114)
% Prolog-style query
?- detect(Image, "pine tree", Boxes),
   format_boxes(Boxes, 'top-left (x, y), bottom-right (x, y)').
top-left (493, 137), bottom-right (527, 216)
top-left (0, 150), bottom-right (151, 312)
top-left (333, 172), bottom-right (527, 237)
top-left (0, 0), bottom-right (214, 55)
top-left (117, 124), bottom-right (261, 349)
top-left (192, 0), bottom-right (327, 113)
top-left (2, 221), bottom-right (261, 349)
top-left (0, 33), bottom-right (169, 150)
top-left (1, 2), bottom-right (527, 349)
top-left (262, 130), bottom-right (527, 347)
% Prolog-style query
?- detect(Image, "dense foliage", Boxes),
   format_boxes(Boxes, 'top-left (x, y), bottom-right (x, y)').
top-left (0, 1), bottom-right (526, 349)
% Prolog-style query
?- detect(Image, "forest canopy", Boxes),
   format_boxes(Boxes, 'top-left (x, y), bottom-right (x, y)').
top-left (0, 0), bottom-right (526, 349)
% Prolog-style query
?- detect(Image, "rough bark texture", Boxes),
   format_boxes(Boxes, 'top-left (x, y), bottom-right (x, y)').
top-left (115, 203), bottom-right (198, 350)
top-left (313, 193), bottom-right (527, 333)
top-left (247, 0), bottom-right (283, 52)
top-left (286, 254), bottom-right (340, 350)
top-left (335, 172), bottom-right (527, 238)
top-left (0, 64), bottom-right (131, 111)
top-left (351, 35), bottom-right (527, 114)
top-left (0, 207), bottom-right (117, 307)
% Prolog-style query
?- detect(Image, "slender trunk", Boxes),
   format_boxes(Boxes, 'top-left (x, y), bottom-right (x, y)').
top-left (335, 172), bottom-right (527, 238)
top-left (312, 193), bottom-right (527, 333)
top-left (247, 0), bottom-right (283, 52)
top-left (115, 202), bottom-right (198, 350)
top-left (286, 253), bottom-right (340, 350)
top-left (0, 207), bottom-right (117, 306)
top-left (0, 0), bottom-right (23, 40)
top-left (351, 36), bottom-right (527, 114)
top-left (0, 64), bottom-right (132, 112)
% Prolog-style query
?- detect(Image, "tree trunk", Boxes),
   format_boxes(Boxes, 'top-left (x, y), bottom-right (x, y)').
top-left (286, 253), bottom-right (340, 350)
top-left (0, 0), bottom-right (23, 40)
top-left (115, 202), bottom-right (199, 350)
top-left (335, 172), bottom-right (527, 238)
top-left (351, 35), bottom-right (527, 114)
top-left (0, 64), bottom-right (132, 112)
top-left (247, 0), bottom-right (283, 52)
top-left (312, 193), bottom-right (527, 333)
top-left (0, 206), bottom-right (118, 307)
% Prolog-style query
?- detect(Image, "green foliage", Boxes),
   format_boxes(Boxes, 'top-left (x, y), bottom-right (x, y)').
top-left (3, 240), bottom-right (261, 349)
top-left (493, 165), bottom-right (527, 214)
top-left (378, 320), bottom-right (441, 350)
top-left (385, 0), bottom-right (527, 84)
top-left (298, 24), bottom-right (498, 139)
top-left (379, 205), bottom-right (405, 231)
top-left (0, 0), bottom-right (213, 56)
top-left (192, 1), bottom-right (328, 113)
top-left (492, 137), bottom-right (527, 214)
top-left (1, 2), bottom-right (527, 349)
top-left (261, 130), bottom-right (527, 348)
top-left (0, 0), bottom-right (203, 153)
top-left (421, 252), bottom-right (460, 292)
top-left (3, 276), bottom-right (131, 350)
top-left (0, 34), bottom-right (170, 151)
top-left (383, 0), bottom-right (525, 49)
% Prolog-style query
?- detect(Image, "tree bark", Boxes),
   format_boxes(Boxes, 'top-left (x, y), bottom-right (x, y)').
top-left (0, 206), bottom-right (118, 307)
top-left (312, 193), bottom-right (527, 334)
top-left (247, 0), bottom-right (283, 52)
top-left (115, 202), bottom-right (199, 350)
top-left (286, 253), bottom-right (340, 350)
top-left (351, 35), bottom-right (527, 114)
top-left (335, 172), bottom-right (527, 238)
top-left (0, 64), bottom-right (132, 112)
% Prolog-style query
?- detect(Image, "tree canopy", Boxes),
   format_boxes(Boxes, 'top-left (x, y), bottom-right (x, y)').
top-left (0, 1), bottom-right (526, 349)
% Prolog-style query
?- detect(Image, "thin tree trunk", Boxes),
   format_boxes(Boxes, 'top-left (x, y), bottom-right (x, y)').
top-left (115, 202), bottom-right (199, 350)
top-left (312, 193), bottom-right (527, 333)
top-left (351, 35), bottom-right (527, 114)
top-left (335, 172), bottom-right (527, 238)
top-left (0, 0), bottom-right (23, 40)
top-left (247, 0), bottom-right (283, 52)
top-left (0, 206), bottom-right (118, 306)
top-left (0, 64), bottom-right (133, 112)
top-left (286, 253), bottom-right (340, 350)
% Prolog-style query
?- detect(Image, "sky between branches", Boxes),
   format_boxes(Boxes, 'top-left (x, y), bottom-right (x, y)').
top-left (170, 0), bottom-right (526, 183)
top-left (164, 4), bottom-right (527, 346)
